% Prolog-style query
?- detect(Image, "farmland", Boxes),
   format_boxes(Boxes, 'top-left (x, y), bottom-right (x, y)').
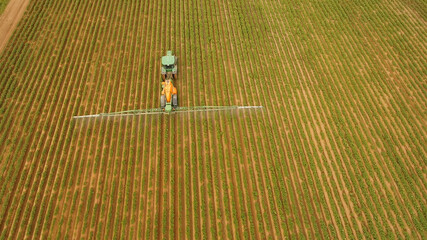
top-left (0, 0), bottom-right (426, 239)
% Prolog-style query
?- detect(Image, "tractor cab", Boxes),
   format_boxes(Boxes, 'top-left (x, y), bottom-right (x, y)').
top-left (161, 50), bottom-right (177, 80)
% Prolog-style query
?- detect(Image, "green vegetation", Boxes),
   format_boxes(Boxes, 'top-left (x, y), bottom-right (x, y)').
top-left (0, 0), bottom-right (425, 239)
top-left (0, 0), bottom-right (10, 15)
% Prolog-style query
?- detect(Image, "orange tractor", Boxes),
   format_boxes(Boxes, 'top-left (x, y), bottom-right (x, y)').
top-left (161, 78), bottom-right (178, 112)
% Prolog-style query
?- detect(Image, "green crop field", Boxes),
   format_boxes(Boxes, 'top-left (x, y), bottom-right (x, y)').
top-left (0, 0), bottom-right (426, 239)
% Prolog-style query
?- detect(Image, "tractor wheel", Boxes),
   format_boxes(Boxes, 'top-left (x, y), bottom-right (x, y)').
top-left (161, 95), bottom-right (166, 108)
top-left (172, 94), bottom-right (178, 108)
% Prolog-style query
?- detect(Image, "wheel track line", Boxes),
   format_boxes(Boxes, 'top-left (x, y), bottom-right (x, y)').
top-left (154, 115), bottom-right (165, 240)
top-left (168, 1), bottom-right (179, 239)
top-left (157, 2), bottom-right (170, 239)
top-left (0, 0), bottom-right (72, 234)
top-left (185, 2), bottom-right (197, 238)
top-left (172, 1), bottom-right (182, 239)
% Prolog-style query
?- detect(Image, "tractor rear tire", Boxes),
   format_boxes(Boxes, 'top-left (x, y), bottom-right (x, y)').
top-left (172, 94), bottom-right (178, 108)
top-left (161, 95), bottom-right (166, 109)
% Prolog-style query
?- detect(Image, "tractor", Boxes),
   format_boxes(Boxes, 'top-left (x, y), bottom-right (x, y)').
top-left (161, 50), bottom-right (177, 80)
top-left (161, 79), bottom-right (178, 112)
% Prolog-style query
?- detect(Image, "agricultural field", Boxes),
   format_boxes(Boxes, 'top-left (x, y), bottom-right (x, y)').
top-left (0, 0), bottom-right (426, 239)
